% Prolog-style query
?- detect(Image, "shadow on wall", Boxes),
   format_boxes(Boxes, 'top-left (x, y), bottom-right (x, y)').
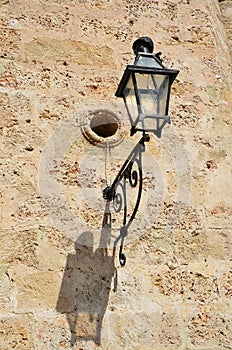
top-left (56, 204), bottom-right (117, 347)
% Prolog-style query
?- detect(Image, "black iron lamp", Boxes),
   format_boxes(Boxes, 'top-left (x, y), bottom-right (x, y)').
top-left (103, 37), bottom-right (179, 266)
top-left (116, 36), bottom-right (179, 137)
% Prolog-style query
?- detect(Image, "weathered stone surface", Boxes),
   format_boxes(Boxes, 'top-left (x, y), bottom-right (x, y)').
top-left (25, 38), bottom-right (115, 68)
top-left (0, 0), bottom-right (231, 349)
top-left (7, 264), bottom-right (61, 312)
top-left (34, 313), bottom-right (70, 350)
top-left (0, 314), bottom-right (35, 350)
top-left (0, 265), bottom-right (11, 313)
top-left (220, 0), bottom-right (232, 59)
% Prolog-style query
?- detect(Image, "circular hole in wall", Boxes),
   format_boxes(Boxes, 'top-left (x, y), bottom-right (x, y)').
top-left (90, 110), bottom-right (118, 138)
top-left (81, 108), bottom-right (125, 147)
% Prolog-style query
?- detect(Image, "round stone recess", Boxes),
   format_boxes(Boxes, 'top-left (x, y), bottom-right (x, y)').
top-left (81, 108), bottom-right (125, 147)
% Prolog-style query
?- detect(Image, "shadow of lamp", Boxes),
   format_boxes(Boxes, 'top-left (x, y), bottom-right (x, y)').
top-left (103, 37), bottom-right (179, 266)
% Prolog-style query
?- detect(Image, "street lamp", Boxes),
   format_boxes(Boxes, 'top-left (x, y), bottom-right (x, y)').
top-left (103, 37), bottom-right (179, 266)
top-left (116, 36), bottom-right (179, 137)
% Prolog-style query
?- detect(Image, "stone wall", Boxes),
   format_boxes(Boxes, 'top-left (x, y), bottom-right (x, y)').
top-left (0, 0), bottom-right (231, 349)
top-left (220, 0), bottom-right (232, 59)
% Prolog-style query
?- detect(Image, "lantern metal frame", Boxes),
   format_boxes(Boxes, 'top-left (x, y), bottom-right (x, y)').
top-left (115, 44), bottom-right (179, 137)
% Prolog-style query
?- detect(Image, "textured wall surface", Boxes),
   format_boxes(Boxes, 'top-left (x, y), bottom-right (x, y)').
top-left (0, 0), bottom-right (231, 349)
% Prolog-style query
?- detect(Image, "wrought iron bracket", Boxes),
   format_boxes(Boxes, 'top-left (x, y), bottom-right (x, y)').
top-left (103, 133), bottom-right (150, 266)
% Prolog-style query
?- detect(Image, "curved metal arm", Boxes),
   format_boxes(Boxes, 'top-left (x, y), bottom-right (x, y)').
top-left (103, 133), bottom-right (150, 265)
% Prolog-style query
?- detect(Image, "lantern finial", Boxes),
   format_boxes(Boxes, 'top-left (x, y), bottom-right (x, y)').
top-left (132, 37), bottom-right (154, 55)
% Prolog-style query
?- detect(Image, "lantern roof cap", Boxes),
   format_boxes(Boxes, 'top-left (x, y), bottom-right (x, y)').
top-left (134, 52), bottom-right (165, 69)
top-left (132, 37), bottom-right (154, 55)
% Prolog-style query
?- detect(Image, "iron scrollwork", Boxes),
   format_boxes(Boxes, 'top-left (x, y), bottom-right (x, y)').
top-left (103, 133), bottom-right (150, 266)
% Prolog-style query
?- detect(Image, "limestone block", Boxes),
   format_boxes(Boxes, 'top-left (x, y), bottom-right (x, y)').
top-left (14, 194), bottom-right (48, 227)
top-left (0, 29), bottom-right (21, 60)
top-left (35, 225), bottom-right (74, 255)
top-left (34, 313), bottom-right (70, 350)
top-left (36, 94), bottom-right (77, 122)
top-left (171, 229), bottom-right (208, 262)
top-left (79, 15), bottom-right (136, 43)
top-left (36, 238), bottom-right (66, 271)
top-left (0, 314), bottom-right (35, 350)
top-left (187, 303), bottom-right (232, 348)
top-left (25, 38), bottom-right (115, 68)
top-left (0, 179), bottom-right (38, 228)
top-left (0, 229), bottom-right (37, 266)
top-left (0, 109), bottom-right (18, 129)
top-left (18, 65), bottom-right (84, 93)
top-left (0, 265), bottom-right (11, 313)
top-left (0, 59), bottom-right (19, 89)
top-left (18, 8), bottom-right (70, 31)
top-left (220, 0), bottom-right (232, 58)
top-left (151, 259), bottom-right (232, 302)
top-left (8, 264), bottom-right (60, 312)
top-left (206, 228), bottom-right (231, 260)
top-left (108, 267), bottom-right (160, 312)
top-left (34, 311), bottom-right (110, 349)
top-left (0, 91), bottom-right (32, 121)
top-left (107, 309), bottom-right (181, 350)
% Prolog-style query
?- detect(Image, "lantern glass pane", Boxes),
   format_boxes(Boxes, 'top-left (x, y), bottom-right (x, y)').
top-left (123, 75), bottom-right (138, 124)
top-left (135, 73), bottom-right (169, 117)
